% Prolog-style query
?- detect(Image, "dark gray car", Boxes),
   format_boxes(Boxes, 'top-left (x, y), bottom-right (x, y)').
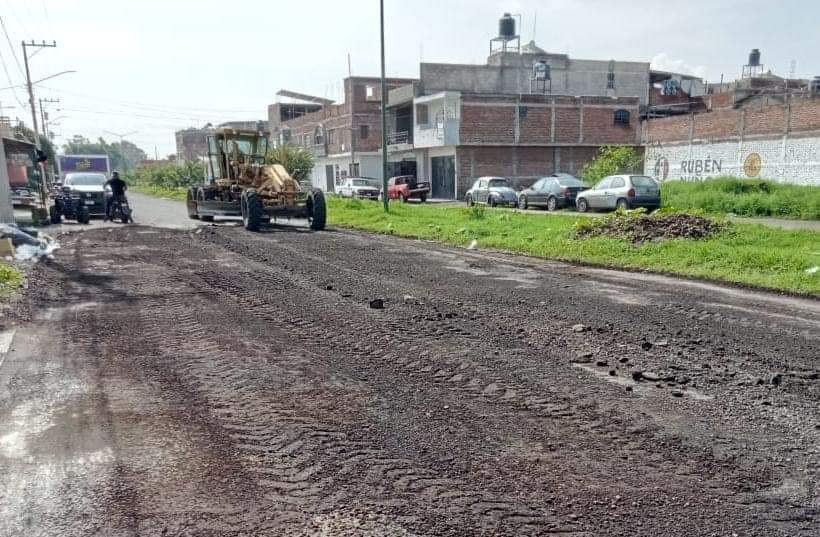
top-left (465, 177), bottom-right (518, 207)
top-left (517, 174), bottom-right (587, 211)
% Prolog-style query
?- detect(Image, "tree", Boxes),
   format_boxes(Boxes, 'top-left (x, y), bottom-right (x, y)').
top-left (266, 145), bottom-right (314, 183)
top-left (581, 146), bottom-right (643, 184)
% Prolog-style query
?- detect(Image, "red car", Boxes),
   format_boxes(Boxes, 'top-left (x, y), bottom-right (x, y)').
top-left (386, 176), bottom-right (430, 203)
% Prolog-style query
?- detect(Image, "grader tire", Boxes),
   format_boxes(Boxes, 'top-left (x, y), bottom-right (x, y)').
top-left (243, 191), bottom-right (264, 232)
top-left (309, 189), bottom-right (326, 231)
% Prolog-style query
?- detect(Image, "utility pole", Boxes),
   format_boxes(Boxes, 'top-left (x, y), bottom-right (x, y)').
top-left (39, 98), bottom-right (59, 140)
top-left (348, 53), bottom-right (356, 178)
top-left (22, 40), bottom-right (57, 211)
top-left (379, 0), bottom-right (389, 212)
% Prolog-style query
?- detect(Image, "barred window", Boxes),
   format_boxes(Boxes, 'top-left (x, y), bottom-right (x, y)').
top-left (614, 109), bottom-right (630, 125)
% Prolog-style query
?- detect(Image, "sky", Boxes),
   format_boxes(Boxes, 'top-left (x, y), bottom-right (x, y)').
top-left (0, 0), bottom-right (817, 157)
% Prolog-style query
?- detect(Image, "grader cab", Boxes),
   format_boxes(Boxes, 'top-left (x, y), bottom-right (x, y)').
top-left (186, 128), bottom-right (326, 231)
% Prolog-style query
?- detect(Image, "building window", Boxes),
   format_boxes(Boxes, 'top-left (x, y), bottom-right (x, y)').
top-left (614, 109), bottom-right (630, 125)
top-left (314, 125), bottom-right (324, 145)
top-left (327, 129), bottom-right (336, 145)
top-left (416, 104), bottom-right (429, 125)
top-left (360, 125), bottom-right (369, 140)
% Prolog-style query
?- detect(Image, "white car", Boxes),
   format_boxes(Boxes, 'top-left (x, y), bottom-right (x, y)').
top-left (575, 175), bottom-right (661, 212)
top-left (337, 177), bottom-right (380, 200)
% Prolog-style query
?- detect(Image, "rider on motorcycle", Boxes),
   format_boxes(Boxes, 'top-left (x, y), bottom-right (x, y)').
top-left (104, 172), bottom-right (128, 222)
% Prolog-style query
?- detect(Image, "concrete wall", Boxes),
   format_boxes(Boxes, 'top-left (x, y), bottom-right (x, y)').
top-left (644, 136), bottom-right (820, 185)
top-left (414, 92), bottom-right (461, 148)
top-left (643, 97), bottom-right (820, 185)
top-left (421, 55), bottom-right (651, 104)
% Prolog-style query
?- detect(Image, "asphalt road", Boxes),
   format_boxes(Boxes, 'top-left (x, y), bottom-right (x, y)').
top-left (1, 196), bottom-right (818, 536)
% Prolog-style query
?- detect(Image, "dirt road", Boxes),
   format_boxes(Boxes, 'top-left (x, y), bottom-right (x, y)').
top-left (1, 223), bottom-right (818, 536)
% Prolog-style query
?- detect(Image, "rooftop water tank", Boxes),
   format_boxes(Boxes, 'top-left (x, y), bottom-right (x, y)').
top-left (499, 13), bottom-right (516, 39)
top-left (749, 49), bottom-right (761, 66)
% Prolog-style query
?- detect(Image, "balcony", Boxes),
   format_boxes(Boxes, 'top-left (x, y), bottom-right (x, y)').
top-left (386, 130), bottom-right (413, 152)
top-left (311, 144), bottom-right (327, 157)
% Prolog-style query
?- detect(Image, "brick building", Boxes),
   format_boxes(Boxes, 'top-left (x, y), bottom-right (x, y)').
top-left (271, 14), bottom-right (702, 198)
top-left (268, 78), bottom-right (416, 191)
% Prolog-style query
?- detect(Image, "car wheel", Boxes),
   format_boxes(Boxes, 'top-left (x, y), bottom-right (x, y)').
top-left (466, 195), bottom-right (474, 207)
top-left (577, 198), bottom-right (589, 213)
top-left (489, 196), bottom-right (497, 208)
top-left (616, 198), bottom-right (630, 210)
top-left (420, 194), bottom-right (427, 203)
top-left (547, 196), bottom-right (558, 211)
top-left (399, 193), bottom-right (407, 203)
top-left (518, 196), bottom-right (528, 210)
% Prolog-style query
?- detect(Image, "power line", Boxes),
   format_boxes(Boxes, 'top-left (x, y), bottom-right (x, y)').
top-left (39, 85), bottom-right (265, 115)
top-left (0, 38), bottom-right (24, 107)
top-left (40, 0), bottom-right (54, 37)
top-left (0, 1), bottom-right (31, 38)
top-left (0, 16), bottom-right (24, 75)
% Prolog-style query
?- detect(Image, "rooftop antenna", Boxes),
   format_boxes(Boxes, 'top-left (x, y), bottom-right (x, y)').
top-left (789, 59), bottom-right (796, 79)
top-left (533, 12), bottom-right (537, 42)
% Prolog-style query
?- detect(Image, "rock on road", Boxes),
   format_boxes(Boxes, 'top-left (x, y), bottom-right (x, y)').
top-left (0, 200), bottom-right (818, 536)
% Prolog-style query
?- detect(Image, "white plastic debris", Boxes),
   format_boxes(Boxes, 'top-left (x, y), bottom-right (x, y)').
top-left (15, 240), bottom-right (59, 261)
top-left (467, 240), bottom-right (478, 250)
top-left (807, 266), bottom-right (819, 274)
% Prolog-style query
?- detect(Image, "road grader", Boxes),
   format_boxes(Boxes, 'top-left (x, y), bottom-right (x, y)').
top-left (186, 127), bottom-right (326, 231)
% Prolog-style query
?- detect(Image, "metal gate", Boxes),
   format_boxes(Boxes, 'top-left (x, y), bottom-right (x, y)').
top-left (431, 156), bottom-right (455, 199)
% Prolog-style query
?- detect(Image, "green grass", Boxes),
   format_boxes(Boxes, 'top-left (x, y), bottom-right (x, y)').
top-left (131, 183), bottom-right (188, 201)
top-left (661, 177), bottom-right (820, 220)
top-left (327, 197), bottom-right (820, 295)
top-left (0, 262), bottom-right (23, 297)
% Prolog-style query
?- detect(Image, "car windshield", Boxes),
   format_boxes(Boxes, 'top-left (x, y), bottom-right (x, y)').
top-left (489, 179), bottom-right (509, 188)
top-left (65, 174), bottom-right (106, 186)
top-left (352, 179), bottom-right (375, 187)
top-left (630, 176), bottom-right (657, 187)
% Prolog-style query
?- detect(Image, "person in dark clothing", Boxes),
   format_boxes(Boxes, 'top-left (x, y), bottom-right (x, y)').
top-left (104, 172), bottom-right (128, 221)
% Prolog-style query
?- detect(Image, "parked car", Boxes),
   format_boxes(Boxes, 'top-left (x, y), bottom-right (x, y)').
top-left (337, 177), bottom-right (380, 200)
top-left (575, 175), bottom-right (661, 212)
top-left (517, 174), bottom-right (587, 211)
top-left (11, 187), bottom-right (36, 207)
top-left (386, 175), bottom-right (430, 203)
top-left (465, 177), bottom-right (518, 207)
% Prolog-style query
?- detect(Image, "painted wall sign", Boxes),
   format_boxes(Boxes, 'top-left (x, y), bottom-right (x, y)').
top-left (743, 153), bottom-right (762, 178)
top-left (679, 158), bottom-right (723, 180)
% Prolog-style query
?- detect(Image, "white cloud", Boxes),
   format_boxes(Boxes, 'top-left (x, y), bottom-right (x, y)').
top-left (651, 53), bottom-right (707, 79)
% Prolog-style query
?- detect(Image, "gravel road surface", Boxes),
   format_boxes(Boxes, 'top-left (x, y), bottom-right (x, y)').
top-left (1, 214), bottom-right (818, 535)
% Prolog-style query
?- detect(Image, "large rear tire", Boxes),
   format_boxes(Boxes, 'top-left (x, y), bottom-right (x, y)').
top-left (242, 190), bottom-right (264, 232)
top-left (187, 188), bottom-right (199, 220)
top-left (309, 189), bottom-right (326, 231)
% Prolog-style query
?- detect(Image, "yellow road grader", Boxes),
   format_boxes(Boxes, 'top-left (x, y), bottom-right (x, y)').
top-left (186, 127), bottom-right (326, 231)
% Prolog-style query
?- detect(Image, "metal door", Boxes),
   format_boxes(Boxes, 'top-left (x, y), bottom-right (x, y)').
top-left (431, 156), bottom-right (455, 199)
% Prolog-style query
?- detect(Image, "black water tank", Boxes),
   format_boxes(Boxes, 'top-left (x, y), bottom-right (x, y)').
top-left (499, 13), bottom-right (516, 39)
top-left (749, 48), bottom-right (761, 66)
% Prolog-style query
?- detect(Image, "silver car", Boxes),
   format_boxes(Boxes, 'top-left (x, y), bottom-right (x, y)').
top-left (465, 177), bottom-right (518, 207)
top-left (575, 175), bottom-right (660, 212)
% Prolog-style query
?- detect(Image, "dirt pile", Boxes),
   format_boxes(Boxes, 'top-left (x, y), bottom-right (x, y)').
top-left (575, 213), bottom-right (725, 243)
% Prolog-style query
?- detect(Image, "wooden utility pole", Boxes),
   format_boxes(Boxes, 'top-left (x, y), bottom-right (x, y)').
top-left (22, 40), bottom-right (57, 210)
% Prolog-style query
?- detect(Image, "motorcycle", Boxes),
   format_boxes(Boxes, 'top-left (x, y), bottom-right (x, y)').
top-left (108, 193), bottom-right (134, 223)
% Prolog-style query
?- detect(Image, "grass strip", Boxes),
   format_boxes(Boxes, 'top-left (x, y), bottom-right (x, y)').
top-left (327, 197), bottom-right (820, 295)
